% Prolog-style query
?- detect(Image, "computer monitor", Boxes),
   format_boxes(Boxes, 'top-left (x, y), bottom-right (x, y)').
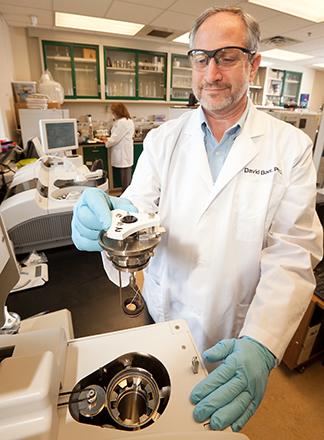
top-left (39, 118), bottom-right (78, 154)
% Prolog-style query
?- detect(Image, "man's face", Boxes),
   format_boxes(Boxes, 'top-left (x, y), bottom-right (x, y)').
top-left (191, 12), bottom-right (260, 115)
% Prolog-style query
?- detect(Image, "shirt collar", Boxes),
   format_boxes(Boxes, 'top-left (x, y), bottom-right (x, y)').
top-left (198, 100), bottom-right (250, 137)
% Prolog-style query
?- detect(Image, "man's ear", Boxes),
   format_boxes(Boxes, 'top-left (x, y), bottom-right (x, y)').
top-left (249, 53), bottom-right (261, 83)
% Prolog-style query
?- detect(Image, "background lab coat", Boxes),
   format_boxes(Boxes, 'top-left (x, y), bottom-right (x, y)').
top-left (106, 117), bottom-right (135, 168)
top-left (103, 103), bottom-right (323, 360)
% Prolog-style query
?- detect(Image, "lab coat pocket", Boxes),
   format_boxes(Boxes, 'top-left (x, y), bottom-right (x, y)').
top-left (235, 181), bottom-right (270, 241)
top-left (233, 303), bottom-right (250, 338)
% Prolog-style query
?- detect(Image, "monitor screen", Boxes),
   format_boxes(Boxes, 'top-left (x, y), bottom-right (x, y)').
top-left (39, 118), bottom-right (78, 154)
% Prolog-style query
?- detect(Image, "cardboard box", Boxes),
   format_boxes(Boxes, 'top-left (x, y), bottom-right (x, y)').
top-left (83, 48), bottom-right (96, 60)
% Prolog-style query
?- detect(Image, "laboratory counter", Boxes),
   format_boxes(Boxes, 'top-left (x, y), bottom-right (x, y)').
top-left (6, 245), bottom-right (153, 338)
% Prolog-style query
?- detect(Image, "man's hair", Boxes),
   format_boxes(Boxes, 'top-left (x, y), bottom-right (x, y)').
top-left (189, 6), bottom-right (260, 52)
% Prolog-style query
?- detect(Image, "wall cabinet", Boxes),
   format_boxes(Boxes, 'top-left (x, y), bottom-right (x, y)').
top-left (249, 66), bottom-right (267, 106)
top-left (104, 48), bottom-right (167, 100)
top-left (264, 68), bottom-right (302, 107)
top-left (42, 41), bottom-right (101, 99)
top-left (41, 40), bottom-right (303, 106)
top-left (170, 54), bottom-right (192, 101)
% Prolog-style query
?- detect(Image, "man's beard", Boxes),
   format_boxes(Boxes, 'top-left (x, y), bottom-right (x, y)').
top-left (193, 80), bottom-right (248, 112)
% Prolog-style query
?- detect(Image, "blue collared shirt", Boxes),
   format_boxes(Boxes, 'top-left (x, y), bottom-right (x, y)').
top-left (199, 103), bottom-right (250, 182)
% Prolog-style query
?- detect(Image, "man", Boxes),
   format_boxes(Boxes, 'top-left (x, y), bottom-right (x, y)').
top-left (72, 6), bottom-right (322, 432)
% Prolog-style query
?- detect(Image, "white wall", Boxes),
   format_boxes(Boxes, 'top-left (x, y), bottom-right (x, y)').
top-left (309, 70), bottom-right (324, 112)
top-left (0, 16), bottom-right (16, 140)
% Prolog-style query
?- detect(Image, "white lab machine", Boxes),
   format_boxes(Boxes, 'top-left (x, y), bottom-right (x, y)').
top-left (262, 108), bottom-right (321, 143)
top-left (19, 108), bottom-right (70, 148)
top-left (0, 118), bottom-right (108, 253)
top-left (0, 213), bottom-right (248, 440)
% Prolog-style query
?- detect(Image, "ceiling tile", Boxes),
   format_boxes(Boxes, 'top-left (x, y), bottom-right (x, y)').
top-left (150, 10), bottom-right (195, 32)
top-left (53, 0), bottom-right (112, 18)
top-left (3, 11), bottom-right (54, 27)
top-left (170, 0), bottom-right (223, 16)
top-left (282, 22), bottom-right (324, 42)
top-left (0, 4), bottom-right (54, 25)
top-left (106, 1), bottom-right (162, 24)
top-left (117, 0), bottom-right (174, 7)
top-left (259, 13), bottom-right (314, 39)
top-left (0, 0), bottom-right (52, 9)
top-left (237, 1), bottom-right (280, 22)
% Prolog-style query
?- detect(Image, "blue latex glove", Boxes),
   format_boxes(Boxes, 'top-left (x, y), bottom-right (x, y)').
top-left (191, 337), bottom-right (275, 432)
top-left (71, 188), bottom-right (137, 251)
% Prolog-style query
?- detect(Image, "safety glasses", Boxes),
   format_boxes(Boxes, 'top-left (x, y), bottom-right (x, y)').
top-left (187, 46), bottom-right (256, 71)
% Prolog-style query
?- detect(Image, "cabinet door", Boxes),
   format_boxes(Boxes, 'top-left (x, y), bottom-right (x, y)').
top-left (138, 52), bottom-right (166, 100)
top-left (249, 66), bottom-right (266, 106)
top-left (43, 42), bottom-right (74, 98)
top-left (265, 68), bottom-right (284, 107)
top-left (82, 145), bottom-right (108, 173)
top-left (72, 45), bottom-right (100, 98)
top-left (133, 143), bottom-right (143, 173)
top-left (105, 48), bottom-right (136, 98)
top-left (171, 54), bottom-right (192, 101)
top-left (281, 71), bottom-right (302, 107)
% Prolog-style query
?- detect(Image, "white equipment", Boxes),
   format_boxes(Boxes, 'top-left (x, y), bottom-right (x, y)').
top-left (262, 109), bottom-right (321, 143)
top-left (0, 118), bottom-right (108, 254)
top-left (0, 215), bottom-right (248, 440)
top-left (19, 108), bottom-right (70, 148)
top-left (39, 118), bottom-right (79, 154)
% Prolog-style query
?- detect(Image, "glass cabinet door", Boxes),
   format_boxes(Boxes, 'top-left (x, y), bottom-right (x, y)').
top-left (105, 49), bottom-right (136, 98)
top-left (43, 43), bottom-right (74, 97)
top-left (73, 46), bottom-right (100, 98)
top-left (138, 53), bottom-right (166, 99)
top-left (281, 71), bottom-right (302, 106)
top-left (43, 41), bottom-right (100, 99)
top-left (171, 54), bottom-right (192, 101)
top-left (265, 69), bottom-right (284, 107)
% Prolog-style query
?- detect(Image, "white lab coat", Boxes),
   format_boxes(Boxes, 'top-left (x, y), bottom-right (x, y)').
top-left (106, 117), bottom-right (135, 167)
top-left (103, 103), bottom-right (323, 360)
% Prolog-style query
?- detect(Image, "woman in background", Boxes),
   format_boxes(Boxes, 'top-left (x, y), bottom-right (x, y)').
top-left (106, 103), bottom-right (135, 191)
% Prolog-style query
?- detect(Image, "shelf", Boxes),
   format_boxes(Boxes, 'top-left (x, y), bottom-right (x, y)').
top-left (47, 56), bottom-right (96, 63)
top-left (106, 67), bottom-right (135, 72)
top-left (172, 85), bottom-right (192, 89)
top-left (173, 66), bottom-right (192, 71)
top-left (269, 78), bottom-right (283, 82)
top-left (54, 67), bottom-right (72, 72)
top-left (285, 79), bottom-right (299, 83)
top-left (138, 70), bottom-right (164, 75)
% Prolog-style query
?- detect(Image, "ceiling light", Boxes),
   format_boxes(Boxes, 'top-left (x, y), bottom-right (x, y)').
top-left (55, 12), bottom-right (144, 36)
top-left (173, 32), bottom-right (190, 44)
top-left (260, 49), bottom-right (313, 61)
top-left (248, 0), bottom-right (324, 23)
top-left (313, 63), bottom-right (324, 68)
